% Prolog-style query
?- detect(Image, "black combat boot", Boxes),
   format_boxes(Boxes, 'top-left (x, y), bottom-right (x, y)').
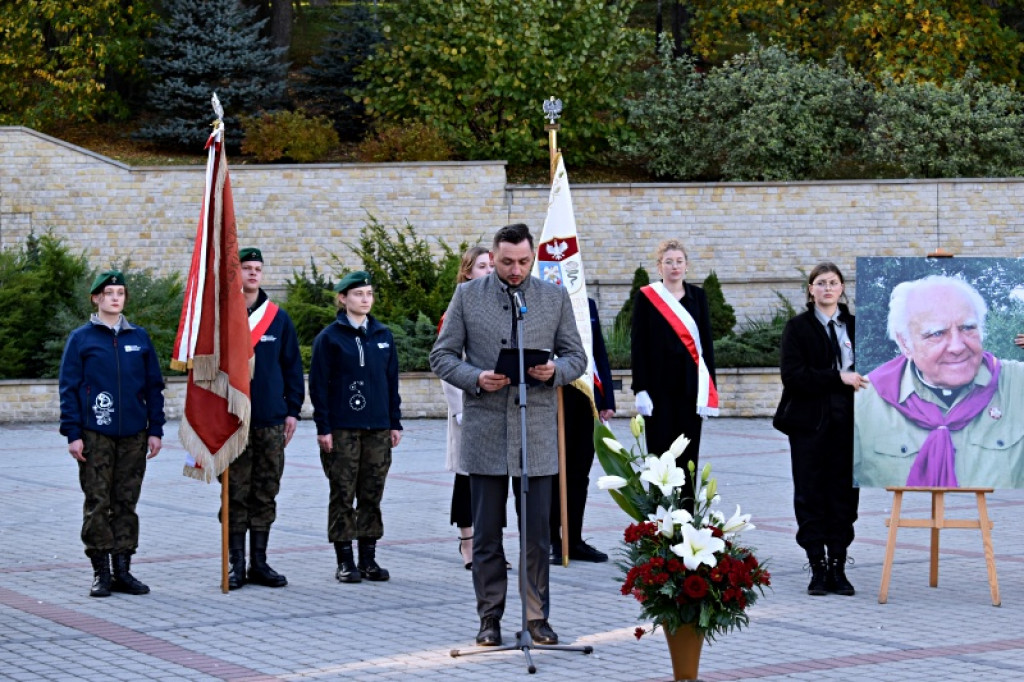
top-left (334, 541), bottom-right (361, 583)
top-left (89, 553), bottom-right (112, 598)
top-left (228, 532), bottom-right (247, 590)
top-left (248, 529), bottom-right (287, 587)
top-left (807, 555), bottom-right (828, 596)
top-left (357, 538), bottom-right (390, 582)
top-left (111, 553), bottom-right (150, 595)
top-left (827, 552), bottom-right (855, 596)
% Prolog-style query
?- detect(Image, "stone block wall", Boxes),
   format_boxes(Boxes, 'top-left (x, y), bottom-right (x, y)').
top-left (5, 127), bottom-right (1024, 328)
top-left (0, 368), bottom-right (781, 427)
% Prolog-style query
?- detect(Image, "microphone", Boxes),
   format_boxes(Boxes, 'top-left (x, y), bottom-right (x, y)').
top-left (513, 291), bottom-right (526, 316)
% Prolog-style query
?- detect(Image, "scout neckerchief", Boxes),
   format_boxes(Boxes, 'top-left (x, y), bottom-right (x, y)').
top-left (868, 352), bottom-right (1001, 487)
top-left (249, 298), bottom-right (279, 348)
top-left (640, 282), bottom-right (719, 417)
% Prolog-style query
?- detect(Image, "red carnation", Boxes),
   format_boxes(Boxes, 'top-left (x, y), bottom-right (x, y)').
top-left (634, 627), bottom-right (646, 641)
top-left (683, 574), bottom-right (708, 599)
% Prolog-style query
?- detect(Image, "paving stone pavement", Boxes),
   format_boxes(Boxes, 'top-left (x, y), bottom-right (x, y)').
top-left (3, 417), bottom-right (1024, 681)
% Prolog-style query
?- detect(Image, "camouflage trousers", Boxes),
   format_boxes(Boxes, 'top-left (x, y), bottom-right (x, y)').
top-left (78, 429), bottom-right (148, 558)
top-left (220, 424), bottom-right (285, 533)
top-left (320, 429), bottom-right (392, 542)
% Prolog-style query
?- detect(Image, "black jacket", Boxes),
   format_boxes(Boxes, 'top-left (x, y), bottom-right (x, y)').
top-left (773, 303), bottom-right (855, 435)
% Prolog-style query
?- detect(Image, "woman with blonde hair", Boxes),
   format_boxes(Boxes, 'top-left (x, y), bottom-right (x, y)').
top-left (630, 239), bottom-right (717, 493)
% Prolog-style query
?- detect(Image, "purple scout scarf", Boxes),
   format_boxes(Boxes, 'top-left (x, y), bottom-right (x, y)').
top-left (868, 352), bottom-right (1001, 486)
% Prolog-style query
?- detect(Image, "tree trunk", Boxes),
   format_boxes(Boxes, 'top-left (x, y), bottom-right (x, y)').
top-left (671, 1), bottom-right (692, 59)
top-left (270, 0), bottom-right (292, 52)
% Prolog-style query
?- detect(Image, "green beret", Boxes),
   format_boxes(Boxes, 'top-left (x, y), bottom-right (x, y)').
top-left (239, 247), bottom-right (263, 263)
top-left (335, 270), bottom-right (372, 293)
top-left (90, 270), bottom-right (126, 295)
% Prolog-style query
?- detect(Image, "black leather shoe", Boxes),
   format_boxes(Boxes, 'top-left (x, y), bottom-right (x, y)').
top-left (476, 616), bottom-right (501, 646)
top-left (549, 544), bottom-right (562, 565)
top-left (527, 619), bottom-right (558, 645)
top-left (570, 541), bottom-right (608, 563)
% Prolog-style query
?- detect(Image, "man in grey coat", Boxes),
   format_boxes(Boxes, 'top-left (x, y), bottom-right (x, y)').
top-left (430, 223), bottom-right (587, 648)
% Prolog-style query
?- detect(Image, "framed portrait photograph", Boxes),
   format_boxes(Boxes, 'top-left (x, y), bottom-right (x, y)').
top-left (854, 256), bottom-right (1024, 488)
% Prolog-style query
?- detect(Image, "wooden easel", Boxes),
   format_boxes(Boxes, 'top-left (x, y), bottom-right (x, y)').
top-left (878, 486), bottom-right (1000, 606)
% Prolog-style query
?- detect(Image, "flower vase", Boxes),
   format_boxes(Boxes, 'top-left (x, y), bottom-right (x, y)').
top-left (664, 623), bottom-right (703, 681)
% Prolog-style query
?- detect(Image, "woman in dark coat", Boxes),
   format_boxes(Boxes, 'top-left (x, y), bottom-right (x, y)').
top-left (773, 262), bottom-right (868, 596)
top-left (630, 239), bottom-right (717, 481)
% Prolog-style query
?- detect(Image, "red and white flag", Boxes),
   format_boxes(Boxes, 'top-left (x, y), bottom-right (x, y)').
top-left (171, 95), bottom-right (253, 482)
top-left (531, 153), bottom-right (596, 400)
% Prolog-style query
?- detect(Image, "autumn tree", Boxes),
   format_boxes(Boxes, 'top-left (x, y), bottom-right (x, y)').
top-left (360, 0), bottom-right (648, 165)
top-left (690, 0), bottom-right (1024, 84)
top-left (0, 0), bottom-right (155, 130)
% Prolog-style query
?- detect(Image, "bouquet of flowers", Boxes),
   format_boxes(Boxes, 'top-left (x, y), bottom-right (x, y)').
top-left (595, 416), bottom-right (771, 642)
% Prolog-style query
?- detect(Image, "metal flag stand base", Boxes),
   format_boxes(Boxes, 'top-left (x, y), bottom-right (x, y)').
top-left (449, 291), bottom-right (594, 673)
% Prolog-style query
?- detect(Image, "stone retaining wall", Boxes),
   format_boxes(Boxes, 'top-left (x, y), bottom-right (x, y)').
top-left (4, 127), bottom-right (1024, 326)
top-left (0, 368), bottom-right (781, 426)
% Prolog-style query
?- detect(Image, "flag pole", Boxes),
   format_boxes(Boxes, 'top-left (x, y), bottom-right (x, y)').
top-left (172, 93), bottom-right (253, 593)
top-left (221, 468), bottom-right (229, 593)
top-left (543, 97), bottom-right (571, 568)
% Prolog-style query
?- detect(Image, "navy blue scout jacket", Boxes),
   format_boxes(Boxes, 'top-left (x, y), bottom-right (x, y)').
top-left (249, 291), bottom-right (305, 429)
top-left (309, 311), bottom-right (402, 434)
top-left (59, 319), bottom-right (166, 443)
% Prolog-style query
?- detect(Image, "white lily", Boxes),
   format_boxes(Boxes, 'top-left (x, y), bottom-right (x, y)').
top-left (597, 475), bottom-right (628, 491)
top-left (639, 451), bottom-right (687, 497)
top-left (648, 505), bottom-right (677, 538)
top-left (670, 507), bottom-right (693, 528)
top-left (602, 437), bottom-right (628, 455)
top-left (667, 432), bottom-right (691, 460)
top-left (722, 504), bottom-right (755, 537)
top-left (670, 523), bottom-right (726, 570)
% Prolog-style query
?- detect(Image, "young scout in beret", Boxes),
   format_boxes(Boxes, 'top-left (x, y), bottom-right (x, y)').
top-left (224, 247), bottom-right (305, 590)
top-left (309, 271), bottom-right (403, 584)
top-left (58, 270), bottom-right (166, 597)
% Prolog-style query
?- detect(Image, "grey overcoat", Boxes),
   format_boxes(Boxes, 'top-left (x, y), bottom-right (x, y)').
top-left (430, 272), bottom-right (587, 477)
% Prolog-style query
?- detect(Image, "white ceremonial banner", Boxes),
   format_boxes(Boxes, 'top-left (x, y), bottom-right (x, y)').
top-left (532, 154), bottom-right (594, 395)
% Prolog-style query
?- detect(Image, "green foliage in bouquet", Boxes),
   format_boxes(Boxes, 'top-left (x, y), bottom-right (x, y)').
top-left (595, 416), bottom-right (771, 642)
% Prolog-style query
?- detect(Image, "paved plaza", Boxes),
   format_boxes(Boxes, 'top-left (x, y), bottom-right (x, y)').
top-left (3, 416), bottom-right (1024, 681)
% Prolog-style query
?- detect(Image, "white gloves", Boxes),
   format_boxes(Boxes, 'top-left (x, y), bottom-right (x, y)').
top-left (635, 390), bottom-right (654, 416)
top-left (455, 413), bottom-right (463, 426)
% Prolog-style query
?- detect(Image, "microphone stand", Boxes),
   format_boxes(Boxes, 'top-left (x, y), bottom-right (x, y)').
top-left (450, 289), bottom-right (593, 673)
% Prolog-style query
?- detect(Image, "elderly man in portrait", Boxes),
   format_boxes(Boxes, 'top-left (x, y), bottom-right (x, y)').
top-left (855, 275), bottom-right (1024, 488)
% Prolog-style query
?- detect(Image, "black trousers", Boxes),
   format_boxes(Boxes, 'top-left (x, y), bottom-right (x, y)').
top-left (450, 473), bottom-right (473, 527)
top-left (788, 413), bottom-right (859, 560)
top-left (550, 386), bottom-right (595, 546)
top-left (470, 474), bottom-right (552, 622)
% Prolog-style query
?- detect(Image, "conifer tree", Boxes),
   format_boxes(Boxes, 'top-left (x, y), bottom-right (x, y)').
top-left (135, 0), bottom-right (288, 150)
top-left (615, 266), bottom-right (650, 332)
top-left (703, 270), bottom-right (736, 340)
top-left (294, 2), bottom-right (382, 140)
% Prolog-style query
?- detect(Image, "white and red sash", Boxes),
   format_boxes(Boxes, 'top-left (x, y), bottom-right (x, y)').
top-left (248, 299), bottom-right (279, 348)
top-left (641, 282), bottom-right (719, 417)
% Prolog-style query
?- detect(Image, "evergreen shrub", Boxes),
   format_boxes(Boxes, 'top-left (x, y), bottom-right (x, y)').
top-left (703, 270), bottom-right (736, 340)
